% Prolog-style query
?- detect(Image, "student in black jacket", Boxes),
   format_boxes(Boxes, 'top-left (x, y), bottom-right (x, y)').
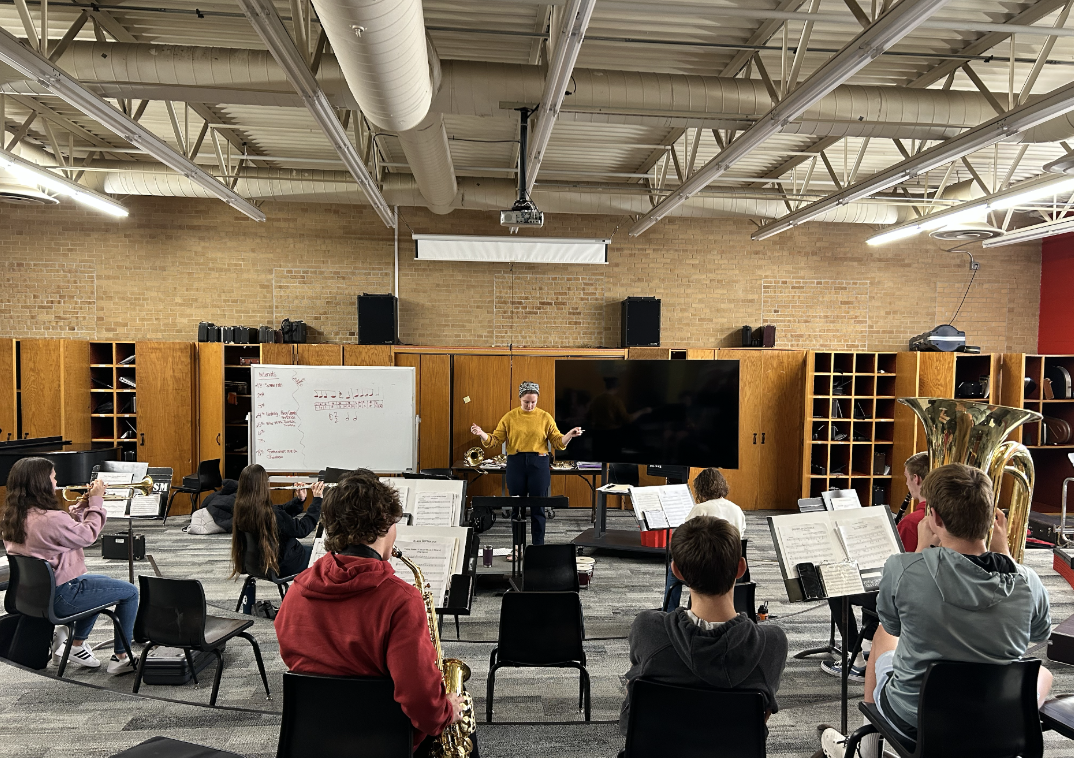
top-left (620, 517), bottom-right (788, 736)
top-left (230, 464), bottom-right (323, 579)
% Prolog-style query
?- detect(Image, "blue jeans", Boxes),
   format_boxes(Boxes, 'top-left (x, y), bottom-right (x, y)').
top-left (664, 569), bottom-right (684, 610)
top-left (53, 574), bottom-right (138, 654)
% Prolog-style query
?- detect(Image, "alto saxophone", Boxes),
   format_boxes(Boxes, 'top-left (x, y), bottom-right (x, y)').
top-left (392, 547), bottom-right (476, 757)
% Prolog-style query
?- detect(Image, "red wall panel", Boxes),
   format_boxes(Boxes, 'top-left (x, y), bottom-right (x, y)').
top-left (1040, 233), bottom-right (1074, 353)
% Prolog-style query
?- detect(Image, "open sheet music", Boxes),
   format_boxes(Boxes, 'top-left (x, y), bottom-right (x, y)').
top-left (629, 484), bottom-right (696, 530)
top-left (768, 506), bottom-right (902, 601)
top-left (381, 477), bottom-right (464, 527)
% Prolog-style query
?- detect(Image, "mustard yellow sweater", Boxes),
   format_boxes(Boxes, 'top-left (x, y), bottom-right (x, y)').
top-left (483, 407), bottom-right (566, 455)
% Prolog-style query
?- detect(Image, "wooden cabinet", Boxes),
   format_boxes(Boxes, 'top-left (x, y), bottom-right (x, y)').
top-left (452, 355), bottom-right (512, 498)
top-left (136, 342), bottom-right (196, 486)
top-left (345, 345), bottom-right (392, 366)
top-left (296, 344), bottom-right (342, 365)
top-left (20, 339), bottom-right (90, 443)
top-left (719, 349), bottom-right (805, 510)
top-left (0, 339), bottom-right (14, 441)
top-left (197, 343), bottom-right (225, 478)
top-left (394, 351), bottom-right (451, 471)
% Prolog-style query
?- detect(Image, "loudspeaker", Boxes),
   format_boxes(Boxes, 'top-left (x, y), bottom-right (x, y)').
top-left (358, 293), bottom-right (399, 345)
top-left (621, 297), bottom-right (660, 347)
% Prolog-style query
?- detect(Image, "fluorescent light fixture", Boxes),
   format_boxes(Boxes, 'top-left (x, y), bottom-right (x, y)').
top-left (238, 0), bottom-right (395, 228)
top-left (753, 78), bottom-right (1074, 241)
top-left (628, 0), bottom-right (953, 238)
top-left (0, 148), bottom-right (127, 217)
top-left (866, 225), bottom-right (922, 246)
top-left (413, 235), bottom-right (609, 263)
top-left (865, 172), bottom-right (1074, 245)
top-left (982, 216), bottom-right (1074, 247)
top-left (0, 26), bottom-right (265, 222)
top-left (525, 0), bottom-right (595, 193)
top-left (990, 176), bottom-right (1074, 210)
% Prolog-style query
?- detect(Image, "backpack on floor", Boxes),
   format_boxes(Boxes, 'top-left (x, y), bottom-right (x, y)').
top-left (184, 507), bottom-right (226, 535)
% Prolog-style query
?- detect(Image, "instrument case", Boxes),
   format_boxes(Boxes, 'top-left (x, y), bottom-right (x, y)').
top-left (102, 533), bottom-right (145, 560)
top-left (140, 646), bottom-right (220, 685)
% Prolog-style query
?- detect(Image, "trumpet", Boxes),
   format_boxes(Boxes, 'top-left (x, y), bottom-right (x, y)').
top-left (62, 475), bottom-right (154, 502)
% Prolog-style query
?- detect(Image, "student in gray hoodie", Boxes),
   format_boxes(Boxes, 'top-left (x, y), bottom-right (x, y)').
top-left (620, 516), bottom-right (788, 735)
top-left (821, 463), bottom-right (1053, 758)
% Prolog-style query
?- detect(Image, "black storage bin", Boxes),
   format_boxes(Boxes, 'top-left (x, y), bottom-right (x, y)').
top-left (140, 646), bottom-right (220, 685)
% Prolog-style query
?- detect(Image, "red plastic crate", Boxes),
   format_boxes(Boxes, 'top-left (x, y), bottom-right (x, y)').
top-left (1054, 552), bottom-right (1074, 591)
top-left (640, 530), bottom-right (668, 548)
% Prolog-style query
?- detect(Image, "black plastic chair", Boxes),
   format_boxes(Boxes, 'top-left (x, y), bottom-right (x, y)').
top-left (522, 544), bottom-right (579, 592)
top-left (111, 736), bottom-right (245, 758)
top-left (132, 575), bottom-right (270, 706)
top-left (164, 459), bottom-right (222, 524)
top-left (487, 591), bottom-right (589, 722)
top-left (1041, 694), bottom-right (1074, 741)
top-left (276, 673), bottom-right (413, 758)
top-left (740, 538), bottom-right (751, 583)
top-left (844, 659), bottom-right (1043, 758)
top-left (4, 554), bottom-right (134, 677)
top-left (234, 531), bottom-right (299, 614)
top-left (623, 678), bottom-right (767, 757)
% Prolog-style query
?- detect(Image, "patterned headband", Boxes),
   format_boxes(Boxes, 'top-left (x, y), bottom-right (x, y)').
top-left (519, 381), bottom-right (540, 397)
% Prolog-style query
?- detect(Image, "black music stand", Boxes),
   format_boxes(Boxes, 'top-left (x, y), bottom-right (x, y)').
top-left (93, 465), bottom-right (172, 584)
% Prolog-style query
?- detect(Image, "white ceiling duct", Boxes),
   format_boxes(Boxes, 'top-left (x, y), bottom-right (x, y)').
top-left (4, 44), bottom-right (1074, 144)
top-left (102, 166), bottom-right (904, 224)
top-left (308, 0), bottom-right (431, 132)
top-left (396, 112), bottom-right (457, 214)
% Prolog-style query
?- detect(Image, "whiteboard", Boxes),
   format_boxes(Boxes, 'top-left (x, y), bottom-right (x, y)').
top-left (251, 365), bottom-right (417, 473)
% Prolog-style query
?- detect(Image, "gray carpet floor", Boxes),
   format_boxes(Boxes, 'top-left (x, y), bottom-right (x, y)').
top-left (2, 508), bottom-right (1073, 757)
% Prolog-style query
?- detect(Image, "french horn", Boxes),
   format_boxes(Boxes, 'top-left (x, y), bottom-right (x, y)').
top-left (464, 447), bottom-right (485, 467)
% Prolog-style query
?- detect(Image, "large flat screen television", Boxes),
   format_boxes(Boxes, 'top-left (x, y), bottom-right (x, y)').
top-left (554, 359), bottom-right (739, 468)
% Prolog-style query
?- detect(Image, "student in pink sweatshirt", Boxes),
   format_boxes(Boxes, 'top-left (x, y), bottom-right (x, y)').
top-left (1, 457), bottom-right (138, 675)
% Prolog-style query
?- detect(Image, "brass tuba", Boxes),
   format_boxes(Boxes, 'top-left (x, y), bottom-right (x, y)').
top-left (392, 547), bottom-right (475, 757)
top-left (899, 397), bottom-right (1041, 562)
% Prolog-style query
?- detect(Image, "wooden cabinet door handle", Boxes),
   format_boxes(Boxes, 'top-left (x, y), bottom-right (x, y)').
top-left (140, 432), bottom-right (145, 447)
top-left (761, 432), bottom-right (766, 444)
top-left (753, 433), bottom-right (757, 445)
top-left (216, 433), bottom-right (221, 446)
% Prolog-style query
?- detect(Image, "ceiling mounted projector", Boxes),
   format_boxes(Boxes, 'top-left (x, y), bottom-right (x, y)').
top-left (502, 107), bottom-right (544, 228)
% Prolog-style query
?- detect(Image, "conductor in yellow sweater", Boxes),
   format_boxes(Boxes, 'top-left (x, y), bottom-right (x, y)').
top-left (470, 381), bottom-right (583, 546)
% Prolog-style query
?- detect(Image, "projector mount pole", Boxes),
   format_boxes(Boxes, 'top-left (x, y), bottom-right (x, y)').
top-left (516, 107), bottom-right (533, 206)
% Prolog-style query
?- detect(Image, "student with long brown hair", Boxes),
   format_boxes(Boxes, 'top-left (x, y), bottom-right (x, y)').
top-left (0, 457), bottom-right (138, 674)
top-left (229, 464), bottom-right (324, 582)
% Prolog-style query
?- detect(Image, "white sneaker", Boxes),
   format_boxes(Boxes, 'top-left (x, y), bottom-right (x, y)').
top-left (821, 727), bottom-right (848, 758)
top-left (64, 643), bottom-right (101, 669)
top-left (106, 655), bottom-right (135, 676)
top-left (50, 627), bottom-right (69, 663)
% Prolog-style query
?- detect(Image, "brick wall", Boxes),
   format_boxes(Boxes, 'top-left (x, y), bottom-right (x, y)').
top-left (0, 196), bottom-right (1041, 353)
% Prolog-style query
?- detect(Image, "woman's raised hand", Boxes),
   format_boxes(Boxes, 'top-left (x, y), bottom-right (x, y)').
top-left (88, 479), bottom-right (107, 499)
top-left (293, 482), bottom-right (308, 500)
top-left (470, 423), bottom-right (487, 440)
top-left (311, 481), bottom-right (325, 498)
top-left (565, 427), bottom-right (584, 440)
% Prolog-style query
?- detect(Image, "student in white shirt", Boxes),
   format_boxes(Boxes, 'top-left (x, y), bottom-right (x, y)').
top-left (663, 468), bottom-right (745, 610)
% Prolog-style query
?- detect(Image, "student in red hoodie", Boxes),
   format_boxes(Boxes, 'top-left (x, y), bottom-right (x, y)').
top-left (274, 471), bottom-right (467, 756)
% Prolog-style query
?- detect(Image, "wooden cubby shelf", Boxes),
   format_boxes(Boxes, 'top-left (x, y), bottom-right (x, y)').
top-left (89, 342), bottom-right (138, 455)
top-left (803, 351), bottom-right (898, 508)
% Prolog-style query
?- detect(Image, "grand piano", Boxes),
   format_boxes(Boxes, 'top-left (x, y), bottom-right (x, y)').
top-left (0, 437), bottom-right (120, 487)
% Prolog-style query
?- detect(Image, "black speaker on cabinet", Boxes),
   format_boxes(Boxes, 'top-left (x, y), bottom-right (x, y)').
top-left (621, 297), bottom-right (661, 347)
top-left (358, 293), bottom-right (399, 345)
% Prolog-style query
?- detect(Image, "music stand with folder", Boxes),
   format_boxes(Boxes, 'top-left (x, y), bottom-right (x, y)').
top-left (768, 507), bottom-right (903, 734)
top-left (93, 465), bottom-right (172, 584)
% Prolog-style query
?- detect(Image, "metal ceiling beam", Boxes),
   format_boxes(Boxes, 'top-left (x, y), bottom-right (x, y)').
top-left (907, 0), bottom-right (1067, 88)
top-left (237, 0), bottom-right (395, 227)
top-left (525, 0), bottom-right (595, 193)
top-left (0, 25), bottom-right (265, 219)
top-left (87, 8), bottom-right (136, 43)
top-left (719, 0), bottom-right (808, 78)
top-left (752, 78), bottom-right (1074, 239)
top-left (186, 104), bottom-right (270, 169)
top-left (630, 0), bottom-right (953, 235)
